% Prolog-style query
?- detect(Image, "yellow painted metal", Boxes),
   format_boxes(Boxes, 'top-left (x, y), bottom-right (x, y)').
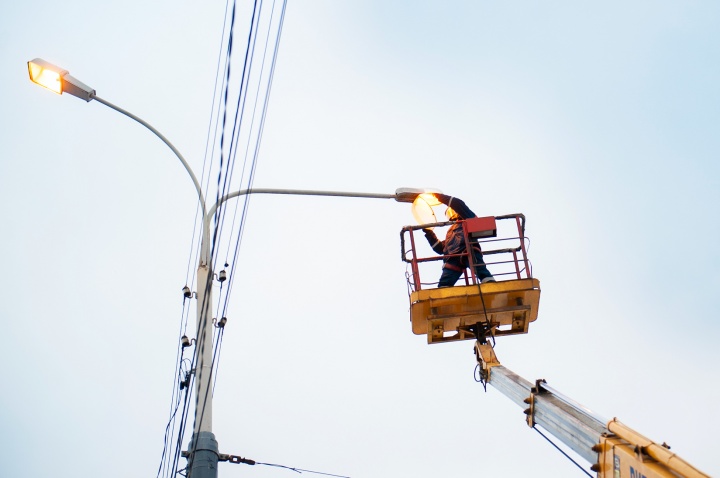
top-left (409, 278), bottom-right (541, 344)
top-left (474, 342), bottom-right (500, 379)
top-left (594, 419), bottom-right (711, 478)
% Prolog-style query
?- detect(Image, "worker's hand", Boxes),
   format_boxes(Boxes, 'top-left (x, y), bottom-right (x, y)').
top-left (422, 228), bottom-right (437, 242)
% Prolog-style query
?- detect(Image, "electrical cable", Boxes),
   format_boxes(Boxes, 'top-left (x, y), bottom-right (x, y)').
top-left (181, 0), bottom-right (253, 467)
top-left (212, 0), bottom-right (256, 254)
top-left (533, 426), bottom-right (593, 477)
top-left (207, 0), bottom-right (263, 325)
top-left (157, 371), bottom-right (187, 478)
top-left (161, 0), bottom-right (240, 460)
top-left (183, 0), bottom-right (234, 297)
top-left (215, 3), bottom-right (282, 286)
top-left (166, 7), bottom-right (237, 469)
top-left (185, 0), bottom-right (253, 461)
top-left (213, 0), bottom-right (268, 286)
top-left (255, 462), bottom-right (351, 477)
top-left (186, 297), bottom-right (224, 474)
top-left (218, 0), bottom-right (288, 315)
top-left (195, 1), bottom-right (268, 420)
top-left (157, 294), bottom-right (194, 478)
top-left (211, 327), bottom-right (225, 395)
top-left (190, 1), bottom-right (289, 461)
top-left (171, 335), bottom-right (200, 477)
top-left (159, 0), bottom-right (289, 475)
top-left (186, 269), bottom-right (215, 463)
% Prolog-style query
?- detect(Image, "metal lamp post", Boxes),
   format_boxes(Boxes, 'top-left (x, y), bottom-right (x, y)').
top-left (28, 57), bottom-right (429, 478)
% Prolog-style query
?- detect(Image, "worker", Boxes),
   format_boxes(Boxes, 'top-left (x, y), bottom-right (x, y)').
top-left (422, 193), bottom-right (495, 287)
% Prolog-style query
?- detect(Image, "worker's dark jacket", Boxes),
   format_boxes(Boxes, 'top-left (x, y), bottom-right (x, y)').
top-left (423, 194), bottom-right (482, 272)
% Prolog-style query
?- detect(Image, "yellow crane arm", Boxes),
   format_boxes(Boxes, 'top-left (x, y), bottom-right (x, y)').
top-left (477, 345), bottom-right (710, 478)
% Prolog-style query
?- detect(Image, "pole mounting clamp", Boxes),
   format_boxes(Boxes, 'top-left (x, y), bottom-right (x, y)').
top-left (218, 453), bottom-right (256, 465)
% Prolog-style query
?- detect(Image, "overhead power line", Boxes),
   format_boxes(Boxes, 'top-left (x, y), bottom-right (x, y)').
top-left (157, 0), bottom-right (289, 476)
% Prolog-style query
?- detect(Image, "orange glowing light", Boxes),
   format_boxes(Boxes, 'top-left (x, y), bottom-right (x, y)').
top-left (27, 59), bottom-right (66, 95)
top-left (412, 193), bottom-right (440, 227)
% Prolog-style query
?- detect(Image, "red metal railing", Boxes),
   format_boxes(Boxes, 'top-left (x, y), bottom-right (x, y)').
top-left (400, 213), bottom-right (532, 292)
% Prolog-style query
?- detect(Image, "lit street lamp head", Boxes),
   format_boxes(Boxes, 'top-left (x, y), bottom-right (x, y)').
top-left (27, 58), bottom-right (96, 102)
top-left (394, 187), bottom-right (442, 203)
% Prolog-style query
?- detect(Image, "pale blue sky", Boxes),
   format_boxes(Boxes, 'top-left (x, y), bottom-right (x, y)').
top-left (1, 1), bottom-right (718, 477)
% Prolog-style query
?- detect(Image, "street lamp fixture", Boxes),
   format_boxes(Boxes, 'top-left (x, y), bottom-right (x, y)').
top-left (394, 187), bottom-right (441, 203)
top-left (27, 58), bottom-right (95, 101)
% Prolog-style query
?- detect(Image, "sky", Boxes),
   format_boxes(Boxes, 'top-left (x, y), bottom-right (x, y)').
top-left (1, 1), bottom-right (719, 477)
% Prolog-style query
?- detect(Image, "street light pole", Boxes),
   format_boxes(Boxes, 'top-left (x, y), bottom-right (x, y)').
top-left (28, 57), bottom-right (431, 478)
top-left (86, 92), bottom-right (219, 476)
top-left (190, 221), bottom-right (217, 478)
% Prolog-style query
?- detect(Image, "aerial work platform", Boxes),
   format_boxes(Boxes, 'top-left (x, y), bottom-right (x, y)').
top-left (401, 213), bottom-right (541, 344)
top-left (410, 278), bottom-right (540, 343)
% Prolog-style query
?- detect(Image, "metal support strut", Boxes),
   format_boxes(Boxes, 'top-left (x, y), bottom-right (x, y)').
top-left (470, 321), bottom-right (500, 385)
top-left (523, 379), bottom-right (546, 427)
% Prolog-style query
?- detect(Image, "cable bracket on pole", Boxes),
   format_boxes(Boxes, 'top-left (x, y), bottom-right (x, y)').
top-left (205, 452), bottom-right (352, 478)
top-left (217, 453), bottom-right (256, 465)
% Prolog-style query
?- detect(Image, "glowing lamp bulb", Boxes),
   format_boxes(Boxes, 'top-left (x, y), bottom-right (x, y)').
top-left (28, 59), bottom-right (67, 94)
top-left (417, 193), bottom-right (440, 206)
top-left (412, 193), bottom-right (440, 227)
top-left (27, 58), bottom-right (96, 101)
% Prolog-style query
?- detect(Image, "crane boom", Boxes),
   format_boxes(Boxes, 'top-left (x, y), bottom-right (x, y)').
top-left (479, 346), bottom-right (711, 478)
top-left (486, 365), bottom-right (606, 465)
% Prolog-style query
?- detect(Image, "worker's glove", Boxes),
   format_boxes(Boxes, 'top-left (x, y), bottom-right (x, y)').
top-left (422, 228), bottom-right (438, 243)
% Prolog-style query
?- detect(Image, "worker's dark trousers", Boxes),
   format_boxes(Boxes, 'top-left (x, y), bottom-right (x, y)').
top-left (438, 250), bottom-right (493, 287)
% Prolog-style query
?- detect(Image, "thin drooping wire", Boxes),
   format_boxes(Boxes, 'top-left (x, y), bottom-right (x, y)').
top-left (163, 307), bottom-right (203, 477)
top-left (160, 0), bottom-right (288, 474)
top-left (213, 0), bottom-right (263, 271)
top-left (194, 0), bottom-right (262, 415)
top-left (201, 0), bottom-right (284, 366)
top-left (210, 281), bottom-right (226, 394)
top-left (181, 274), bottom-right (212, 474)
top-left (156, 358), bottom-right (191, 478)
top-left (157, 294), bottom-right (194, 478)
top-left (181, 297), bottom-right (192, 336)
top-left (178, 2), bottom-right (246, 468)
top-left (191, 6), bottom-right (288, 459)
top-left (190, 0), bottom-right (281, 465)
top-left (186, 270), bottom-right (216, 468)
top-left (211, 0), bottom-right (245, 254)
top-left (193, 2), bottom-right (292, 436)
top-left (206, 0), bottom-right (261, 317)
top-left (218, 0), bottom-right (273, 265)
top-left (164, 300), bottom-right (202, 477)
top-left (255, 462), bottom-right (351, 478)
top-left (169, 354), bottom-right (197, 477)
top-left (187, 295), bottom-right (225, 473)
top-left (184, 0), bottom-right (234, 289)
top-left (533, 426), bottom-right (593, 477)
top-left (219, 0), bottom-right (288, 318)
top-left (158, 0), bottom-right (240, 464)
top-left (211, 327), bottom-right (225, 394)
top-left (183, 0), bottom-right (240, 304)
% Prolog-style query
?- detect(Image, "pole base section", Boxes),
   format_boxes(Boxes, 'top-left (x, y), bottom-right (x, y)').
top-left (187, 431), bottom-right (219, 478)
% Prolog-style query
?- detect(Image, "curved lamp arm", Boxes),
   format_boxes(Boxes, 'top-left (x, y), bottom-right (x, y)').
top-left (92, 95), bottom-right (207, 216)
top-left (27, 58), bottom-right (207, 215)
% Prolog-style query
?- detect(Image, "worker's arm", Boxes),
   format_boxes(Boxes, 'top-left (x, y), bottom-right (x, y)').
top-left (435, 193), bottom-right (477, 219)
top-left (422, 228), bottom-right (445, 255)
